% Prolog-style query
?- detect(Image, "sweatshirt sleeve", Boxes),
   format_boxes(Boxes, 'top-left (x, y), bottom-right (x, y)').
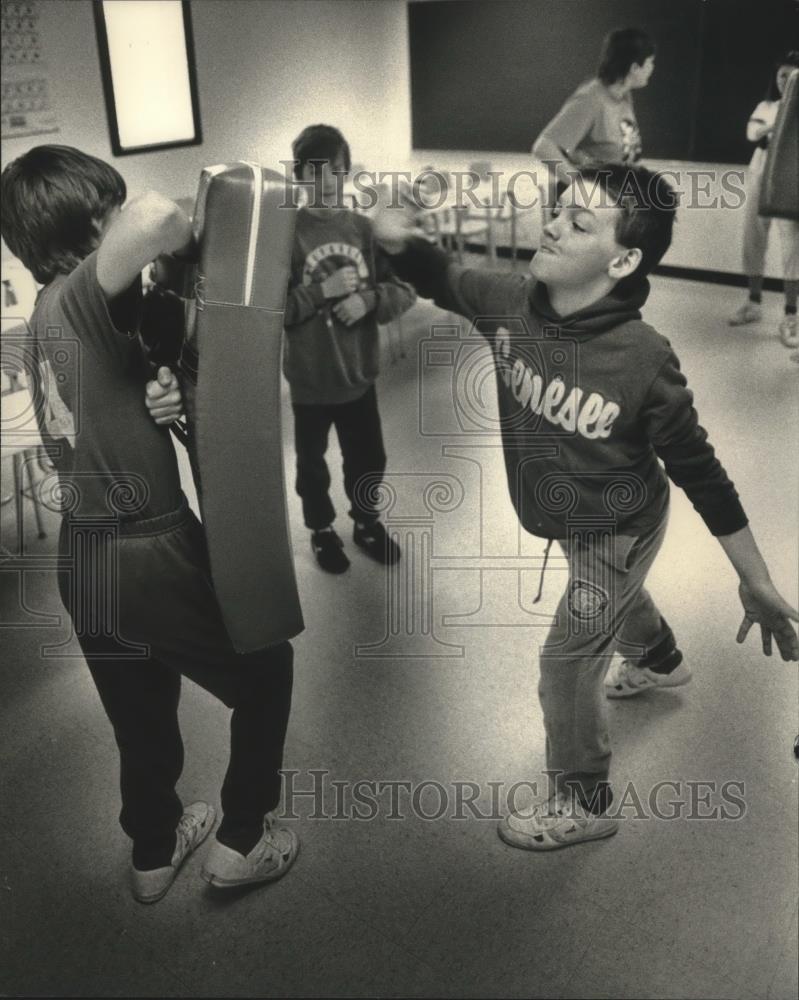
top-left (641, 351), bottom-right (748, 536)
top-left (746, 101), bottom-right (773, 143)
top-left (284, 279), bottom-right (326, 328)
top-left (388, 237), bottom-right (526, 330)
top-left (370, 244), bottom-right (417, 324)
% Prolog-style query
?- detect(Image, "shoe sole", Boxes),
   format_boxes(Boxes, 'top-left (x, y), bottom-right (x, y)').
top-left (132, 806), bottom-right (216, 903)
top-left (133, 884), bottom-right (173, 905)
top-left (606, 671), bottom-right (692, 699)
top-left (498, 819), bottom-right (618, 852)
top-left (200, 838), bottom-right (300, 889)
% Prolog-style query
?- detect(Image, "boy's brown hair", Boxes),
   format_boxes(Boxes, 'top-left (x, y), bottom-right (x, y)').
top-left (1, 145), bottom-right (126, 284)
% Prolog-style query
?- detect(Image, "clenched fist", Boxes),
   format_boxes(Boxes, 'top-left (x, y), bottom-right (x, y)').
top-left (322, 266), bottom-right (359, 299)
top-left (145, 366), bottom-right (184, 425)
top-left (332, 293), bottom-right (369, 326)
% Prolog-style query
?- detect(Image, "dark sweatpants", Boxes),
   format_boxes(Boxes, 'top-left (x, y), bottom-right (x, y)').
top-left (292, 384), bottom-right (387, 530)
top-left (57, 499), bottom-right (293, 870)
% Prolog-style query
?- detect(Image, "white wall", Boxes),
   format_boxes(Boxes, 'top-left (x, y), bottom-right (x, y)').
top-left (1, 0), bottom-right (783, 280)
top-left (1, 0), bottom-right (412, 205)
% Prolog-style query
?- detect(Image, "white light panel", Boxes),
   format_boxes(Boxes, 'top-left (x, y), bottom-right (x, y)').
top-left (101, 0), bottom-right (197, 151)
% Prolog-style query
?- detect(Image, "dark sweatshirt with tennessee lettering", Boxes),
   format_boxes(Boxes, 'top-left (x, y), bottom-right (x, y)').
top-left (390, 239), bottom-right (748, 541)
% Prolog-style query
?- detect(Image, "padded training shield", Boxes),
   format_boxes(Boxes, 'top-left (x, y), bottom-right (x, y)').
top-left (759, 69), bottom-right (799, 221)
top-left (181, 163), bottom-right (304, 652)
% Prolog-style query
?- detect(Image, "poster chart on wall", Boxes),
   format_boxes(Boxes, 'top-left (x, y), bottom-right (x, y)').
top-left (1, 0), bottom-right (60, 140)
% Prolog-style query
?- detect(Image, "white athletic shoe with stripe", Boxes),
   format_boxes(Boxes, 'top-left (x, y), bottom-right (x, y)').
top-left (131, 801), bottom-right (216, 904)
top-left (201, 812), bottom-right (299, 888)
top-left (605, 655), bottom-right (692, 698)
top-left (498, 794), bottom-right (618, 852)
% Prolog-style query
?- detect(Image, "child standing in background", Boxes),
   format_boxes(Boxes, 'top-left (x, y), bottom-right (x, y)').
top-left (284, 124), bottom-right (416, 573)
top-left (729, 52), bottom-right (799, 347)
top-left (531, 27), bottom-right (655, 196)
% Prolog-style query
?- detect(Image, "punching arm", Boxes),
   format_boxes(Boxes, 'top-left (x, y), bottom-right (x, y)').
top-left (372, 247), bottom-right (417, 324)
top-left (97, 192), bottom-right (193, 300)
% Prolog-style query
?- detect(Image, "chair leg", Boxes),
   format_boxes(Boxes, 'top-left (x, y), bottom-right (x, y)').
top-left (383, 323), bottom-right (397, 365)
top-left (1, 456), bottom-right (12, 506)
top-left (510, 207), bottom-right (518, 271)
top-left (36, 445), bottom-right (54, 474)
top-left (394, 314), bottom-right (406, 360)
top-left (486, 213), bottom-right (496, 264)
top-left (12, 452), bottom-right (23, 553)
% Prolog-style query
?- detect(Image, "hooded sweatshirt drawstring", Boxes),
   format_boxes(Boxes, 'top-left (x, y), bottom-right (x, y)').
top-left (533, 538), bottom-right (554, 603)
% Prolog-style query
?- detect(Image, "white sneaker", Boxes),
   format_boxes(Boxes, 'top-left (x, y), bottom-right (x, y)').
top-left (201, 812), bottom-right (299, 888)
top-left (498, 794), bottom-right (618, 852)
top-left (778, 314), bottom-right (799, 348)
top-left (728, 301), bottom-right (762, 326)
top-left (605, 655), bottom-right (692, 699)
top-left (131, 801), bottom-right (216, 904)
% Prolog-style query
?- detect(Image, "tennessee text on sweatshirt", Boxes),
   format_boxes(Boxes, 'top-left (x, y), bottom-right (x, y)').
top-left (391, 239), bottom-right (748, 541)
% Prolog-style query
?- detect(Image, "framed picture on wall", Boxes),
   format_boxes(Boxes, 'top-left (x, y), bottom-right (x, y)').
top-left (93, 0), bottom-right (202, 156)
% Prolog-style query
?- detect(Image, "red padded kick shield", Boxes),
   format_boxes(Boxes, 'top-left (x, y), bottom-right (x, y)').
top-left (182, 163), bottom-right (304, 652)
top-left (759, 69), bottom-right (799, 221)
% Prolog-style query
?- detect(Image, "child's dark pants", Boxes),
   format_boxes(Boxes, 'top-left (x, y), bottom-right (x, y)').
top-left (292, 384), bottom-right (387, 530)
top-left (57, 500), bottom-right (293, 870)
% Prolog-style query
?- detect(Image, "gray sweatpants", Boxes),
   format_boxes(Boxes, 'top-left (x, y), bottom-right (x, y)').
top-left (538, 511), bottom-right (675, 805)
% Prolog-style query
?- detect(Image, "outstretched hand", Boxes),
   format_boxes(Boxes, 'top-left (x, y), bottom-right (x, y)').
top-left (736, 578), bottom-right (799, 661)
top-left (145, 366), bottom-right (184, 425)
top-left (371, 181), bottom-right (430, 252)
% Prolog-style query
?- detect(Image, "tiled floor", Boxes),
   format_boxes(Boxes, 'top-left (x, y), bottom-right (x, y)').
top-left (1, 274), bottom-right (797, 998)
